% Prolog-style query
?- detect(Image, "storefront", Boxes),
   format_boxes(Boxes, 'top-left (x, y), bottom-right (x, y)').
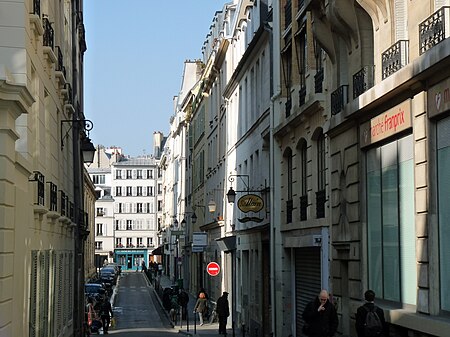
top-left (360, 99), bottom-right (416, 304)
top-left (115, 249), bottom-right (147, 271)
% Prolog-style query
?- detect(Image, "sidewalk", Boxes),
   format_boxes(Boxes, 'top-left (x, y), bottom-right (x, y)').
top-left (153, 273), bottom-right (240, 337)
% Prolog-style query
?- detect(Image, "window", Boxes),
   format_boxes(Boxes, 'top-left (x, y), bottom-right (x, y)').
top-left (96, 207), bottom-right (104, 216)
top-left (298, 139), bottom-right (308, 221)
top-left (126, 170), bottom-right (132, 179)
top-left (115, 238), bottom-right (122, 248)
top-left (157, 200), bottom-right (162, 212)
top-left (118, 203), bottom-right (123, 213)
top-left (115, 220), bottom-right (120, 230)
top-left (147, 237), bottom-right (153, 247)
top-left (115, 170), bottom-right (122, 179)
top-left (137, 237), bottom-right (143, 247)
top-left (147, 186), bottom-right (153, 196)
top-left (96, 223), bottom-right (103, 236)
top-left (137, 203), bottom-right (143, 213)
top-left (158, 183), bottom-right (162, 194)
top-left (146, 203), bottom-right (151, 213)
top-left (95, 241), bottom-right (103, 250)
top-left (126, 220), bottom-right (133, 230)
top-left (147, 169), bottom-right (153, 179)
top-left (92, 174), bottom-right (105, 184)
top-left (137, 170), bottom-right (142, 179)
top-left (437, 118), bottom-right (450, 311)
top-left (126, 186), bottom-right (132, 196)
top-left (366, 135), bottom-right (415, 304)
top-left (116, 186), bottom-right (122, 196)
top-left (284, 148), bottom-right (293, 223)
top-left (126, 238), bottom-right (133, 247)
top-left (137, 186), bottom-right (142, 196)
top-left (316, 132), bottom-right (326, 218)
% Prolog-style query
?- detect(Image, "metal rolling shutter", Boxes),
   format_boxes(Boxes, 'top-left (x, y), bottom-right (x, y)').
top-left (295, 247), bottom-right (321, 337)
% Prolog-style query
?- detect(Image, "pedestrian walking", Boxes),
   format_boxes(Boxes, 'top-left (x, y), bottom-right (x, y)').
top-left (355, 290), bottom-right (388, 337)
top-left (216, 291), bottom-right (230, 335)
top-left (302, 289), bottom-right (338, 337)
top-left (193, 291), bottom-right (208, 326)
top-left (99, 297), bottom-right (114, 334)
top-left (178, 288), bottom-right (189, 320)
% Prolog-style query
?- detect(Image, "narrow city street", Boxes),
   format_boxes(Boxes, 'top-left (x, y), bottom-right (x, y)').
top-left (107, 272), bottom-right (176, 336)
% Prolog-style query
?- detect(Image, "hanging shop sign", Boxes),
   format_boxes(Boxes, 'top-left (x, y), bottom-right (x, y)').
top-left (237, 194), bottom-right (264, 213)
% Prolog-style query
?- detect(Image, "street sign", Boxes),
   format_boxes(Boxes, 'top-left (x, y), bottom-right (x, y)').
top-left (207, 262), bottom-right (220, 276)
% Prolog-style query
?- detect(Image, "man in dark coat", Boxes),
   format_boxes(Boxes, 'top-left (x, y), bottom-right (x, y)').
top-left (355, 290), bottom-right (388, 337)
top-left (99, 297), bottom-right (114, 334)
top-left (216, 292), bottom-right (230, 335)
top-left (302, 290), bottom-right (338, 337)
top-left (177, 288), bottom-right (189, 320)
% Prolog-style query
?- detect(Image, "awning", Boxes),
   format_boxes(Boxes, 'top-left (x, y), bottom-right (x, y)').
top-left (216, 235), bottom-right (236, 252)
top-left (152, 246), bottom-right (164, 255)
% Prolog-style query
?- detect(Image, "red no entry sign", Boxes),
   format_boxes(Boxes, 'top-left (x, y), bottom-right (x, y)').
top-left (207, 262), bottom-right (220, 276)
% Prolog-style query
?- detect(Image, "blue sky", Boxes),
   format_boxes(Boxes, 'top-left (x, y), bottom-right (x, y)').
top-left (84, 1), bottom-right (226, 157)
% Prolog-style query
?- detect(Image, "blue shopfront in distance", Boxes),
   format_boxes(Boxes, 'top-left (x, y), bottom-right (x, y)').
top-left (115, 249), bottom-right (146, 271)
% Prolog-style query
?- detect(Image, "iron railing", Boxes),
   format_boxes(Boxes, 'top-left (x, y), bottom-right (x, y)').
top-left (314, 68), bottom-right (324, 93)
top-left (56, 46), bottom-right (66, 78)
top-left (48, 182), bottom-right (57, 212)
top-left (285, 97), bottom-right (292, 118)
top-left (316, 189), bottom-right (326, 219)
top-left (69, 202), bottom-right (74, 221)
top-left (64, 83), bottom-right (72, 104)
top-left (382, 40), bottom-right (409, 79)
top-left (419, 6), bottom-right (450, 55)
top-left (353, 66), bottom-right (375, 99)
top-left (331, 85), bottom-right (349, 115)
top-left (300, 195), bottom-right (307, 221)
top-left (42, 18), bottom-right (54, 49)
top-left (31, 171), bottom-right (45, 206)
top-left (299, 85), bottom-right (307, 106)
top-left (60, 191), bottom-right (67, 217)
top-left (286, 199), bottom-right (293, 224)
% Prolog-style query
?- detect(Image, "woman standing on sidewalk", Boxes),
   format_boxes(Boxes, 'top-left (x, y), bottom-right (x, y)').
top-left (193, 292), bottom-right (208, 326)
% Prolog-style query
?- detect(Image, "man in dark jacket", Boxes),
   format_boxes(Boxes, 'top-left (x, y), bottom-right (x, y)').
top-left (216, 292), bottom-right (230, 335)
top-left (355, 290), bottom-right (388, 337)
top-left (99, 297), bottom-right (114, 334)
top-left (302, 290), bottom-right (338, 337)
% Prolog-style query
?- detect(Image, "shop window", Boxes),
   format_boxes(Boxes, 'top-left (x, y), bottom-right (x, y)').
top-left (366, 135), bottom-right (416, 304)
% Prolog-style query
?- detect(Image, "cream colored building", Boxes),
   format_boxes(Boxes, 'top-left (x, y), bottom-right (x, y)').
top-left (0, 0), bottom-right (92, 336)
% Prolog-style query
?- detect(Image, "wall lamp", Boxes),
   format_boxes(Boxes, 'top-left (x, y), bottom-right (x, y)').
top-left (226, 174), bottom-right (263, 203)
top-left (61, 119), bottom-right (95, 163)
top-left (189, 201), bottom-right (216, 224)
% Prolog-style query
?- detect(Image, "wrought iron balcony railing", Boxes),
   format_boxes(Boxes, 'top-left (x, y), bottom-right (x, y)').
top-left (55, 46), bottom-right (66, 77)
top-left (299, 85), bottom-right (307, 106)
top-left (32, 0), bottom-right (41, 16)
top-left (316, 189), bottom-right (326, 219)
top-left (300, 194), bottom-right (307, 221)
top-left (382, 40), bottom-right (409, 80)
top-left (30, 171), bottom-right (45, 206)
top-left (48, 182), bottom-right (57, 212)
top-left (286, 199), bottom-right (293, 224)
top-left (285, 97), bottom-right (292, 118)
top-left (314, 68), bottom-right (324, 93)
top-left (420, 6), bottom-right (450, 55)
top-left (60, 191), bottom-right (67, 217)
top-left (42, 17), bottom-right (54, 49)
top-left (285, 0), bottom-right (292, 29)
top-left (331, 85), bottom-right (349, 115)
top-left (353, 66), bottom-right (375, 99)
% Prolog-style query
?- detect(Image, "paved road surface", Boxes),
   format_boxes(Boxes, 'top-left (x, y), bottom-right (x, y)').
top-left (106, 272), bottom-right (177, 336)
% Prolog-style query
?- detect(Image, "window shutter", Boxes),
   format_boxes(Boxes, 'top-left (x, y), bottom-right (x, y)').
top-left (132, 186), bottom-right (136, 196)
top-left (132, 169), bottom-right (137, 179)
top-left (395, 0), bottom-right (407, 40)
top-left (143, 203), bottom-right (148, 213)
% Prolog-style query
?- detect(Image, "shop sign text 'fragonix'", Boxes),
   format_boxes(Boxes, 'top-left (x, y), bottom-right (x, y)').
top-left (237, 194), bottom-right (264, 213)
top-left (360, 100), bottom-right (412, 148)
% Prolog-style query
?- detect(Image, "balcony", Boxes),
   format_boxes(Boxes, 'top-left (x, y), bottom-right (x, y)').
top-left (314, 68), bottom-right (324, 93)
top-left (286, 199), bottom-right (293, 224)
top-left (353, 66), bottom-right (374, 99)
top-left (331, 85), bottom-right (349, 115)
top-left (55, 46), bottom-right (66, 79)
top-left (30, 171), bottom-right (45, 206)
top-left (32, 0), bottom-right (40, 16)
top-left (48, 182), bottom-right (57, 212)
top-left (116, 243), bottom-right (124, 248)
top-left (42, 18), bottom-right (54, 49)
top-left (60, 191), bottom-right (67, 217)
top-left (382, 40), bottom-right (409, 80)
top-left (420, 6), bottom-right (450, 55)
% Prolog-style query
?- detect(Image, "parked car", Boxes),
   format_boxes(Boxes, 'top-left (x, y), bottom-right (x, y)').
top-left (85, 283), bottom-right (106, 308)
top-left (99, 267), bottom-right (116, 286)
